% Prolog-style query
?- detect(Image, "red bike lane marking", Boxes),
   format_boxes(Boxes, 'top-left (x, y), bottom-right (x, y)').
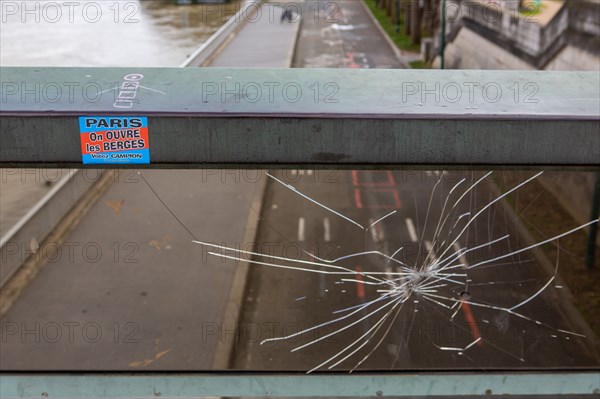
top-left (461, 302), bottom-right (484, 346)
top-left (354, 188), bottom-right (364, 209)
top-left (355, 266), bottom-right (366, 299)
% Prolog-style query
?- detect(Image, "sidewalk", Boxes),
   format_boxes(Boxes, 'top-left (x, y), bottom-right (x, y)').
top-left (210, 1), bottom-right (301, 67)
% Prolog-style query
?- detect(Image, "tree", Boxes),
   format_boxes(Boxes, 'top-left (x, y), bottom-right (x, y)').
top-left (403, 0), bottom-right (411, 36)
top-left (410, 0), bottom-right (422, 45)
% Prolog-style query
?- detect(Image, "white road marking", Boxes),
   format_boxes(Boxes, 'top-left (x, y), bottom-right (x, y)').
top-left (453, 242), bottom-right (469, 266)
top-left (369, 219), bottom-right (378, 242)
top-left (377, 224), bottom-right (385, 241)
top-left (298, 217), bottom-right (305, 242)
top-left (323, 218), bottom-right (331, 242)
top-left (405, 218), bottom-right (418, 242)
top-left (425, 241), bottom-right (435, 264)
top-left (385, 266), bottom-right (393, 281)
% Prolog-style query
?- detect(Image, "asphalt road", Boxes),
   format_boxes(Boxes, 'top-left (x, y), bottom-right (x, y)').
top-left (293, 0), bottom-right (405, 69)
top-left (231, 0), bottom-right (599, 372)
top-left (0, 170), bottom-right (263, 370)
top-left (232, 168), bottom-right (599, 371)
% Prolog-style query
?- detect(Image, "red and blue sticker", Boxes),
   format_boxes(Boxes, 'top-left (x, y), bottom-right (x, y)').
top-left (79, 116), bottom-right (150, 164)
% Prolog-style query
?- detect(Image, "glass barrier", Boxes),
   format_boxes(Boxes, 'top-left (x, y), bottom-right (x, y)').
top-left (1, 168), bottom-right (598, 375)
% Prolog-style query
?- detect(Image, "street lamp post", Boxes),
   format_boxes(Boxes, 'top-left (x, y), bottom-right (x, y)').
top-left (585, 172), bottom-right (600, 269)
top-left (440, 0), bottom-right (446, 69)
top-left (396, 0), bottom-right (400, 33)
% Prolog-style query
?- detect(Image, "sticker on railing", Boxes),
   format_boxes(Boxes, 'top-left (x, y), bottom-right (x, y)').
top-left (79, 116), bottom-right (150, 164)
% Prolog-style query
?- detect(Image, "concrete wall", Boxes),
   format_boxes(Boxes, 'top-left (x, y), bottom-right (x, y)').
top-left (438, 29), bottom-right (599, 72)
top-left (433, 0), bottom-right (600, 71)
top-left (431, 1), bottom-right (599, 226)
top-left (440, 26), bottom-right (534, 70)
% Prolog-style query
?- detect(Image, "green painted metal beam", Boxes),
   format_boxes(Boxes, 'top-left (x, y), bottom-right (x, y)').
top-left (1, 68), bottom-right (599, 168)
top-left (1, 372), bottom-right (599, 397)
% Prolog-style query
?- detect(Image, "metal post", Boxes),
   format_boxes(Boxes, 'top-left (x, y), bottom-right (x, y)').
top-left (396, 0), bottom-right (400, 33)
top-left (440, 0), bottom-right (446, 69)
top-left (585, 172), bottom-right (600, 269)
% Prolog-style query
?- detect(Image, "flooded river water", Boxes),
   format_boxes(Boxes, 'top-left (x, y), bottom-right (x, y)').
top-left (1, 0), bottom-right (239, 67)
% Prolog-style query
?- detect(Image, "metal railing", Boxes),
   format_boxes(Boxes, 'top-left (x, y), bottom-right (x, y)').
top-left (1, 68), bottom-right (598, 168)
top-left (1, 371), bottom-right (599, 398)
top-left (0, 68), bottom-right (599, 397)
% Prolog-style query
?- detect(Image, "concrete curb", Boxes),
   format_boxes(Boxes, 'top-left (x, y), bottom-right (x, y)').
top-left (210, 175), bottom-right (269, 369)
top-left (0, 170), bottom-right (109, 288)
top-left (181, 0), bottom-right (265, 68)
top-left (210, 3), bottom-right (303, 370)
top-left (359, 0), bottom-right (412, 69)
top-left (284, 0), bottom-right (304, 68)
top-left (0, 171), bottom-right (115, 317)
